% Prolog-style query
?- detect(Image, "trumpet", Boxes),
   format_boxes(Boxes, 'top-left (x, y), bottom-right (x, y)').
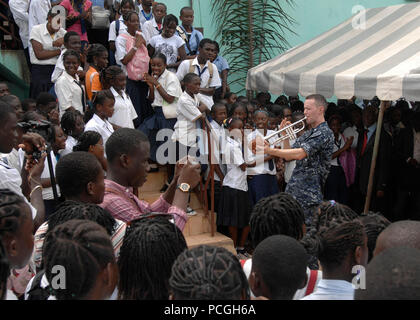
top-left (264, 117), bottom-right (307, 145)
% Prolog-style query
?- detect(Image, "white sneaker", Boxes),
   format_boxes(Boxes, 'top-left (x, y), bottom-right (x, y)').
top-left (186, 206), bottom-right (197, 216)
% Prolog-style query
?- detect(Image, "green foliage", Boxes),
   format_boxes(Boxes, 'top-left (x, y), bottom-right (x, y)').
top-left (211, 0), bottom-right (296, 92)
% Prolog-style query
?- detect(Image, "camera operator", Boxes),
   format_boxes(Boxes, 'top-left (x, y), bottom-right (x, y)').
top-left (0, 101), bottom-right (46, 231)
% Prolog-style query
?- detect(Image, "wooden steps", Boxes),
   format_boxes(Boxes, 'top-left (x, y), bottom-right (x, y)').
top-left (139, 170), bottom-right (236, 253)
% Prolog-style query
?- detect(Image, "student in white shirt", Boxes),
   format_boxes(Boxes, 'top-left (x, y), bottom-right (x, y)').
top-left (84, 89), bottom-right (116, 148)
top-left (148, 14), bottom-right (186, 73)
top-left (176, 39), bottom-right (221, 110)
top-left (171, 73), bottom-right (207, 160)
top-left (137, 0), bottom-right (153, 28)
top-left (246, 109), bottom-right (279, 207)
top-left (141, 2), bottom-right (166, 44)
top-left (105, 65), bottom-right (138, 128)
top-left (51, 31), bottom-right (83, 84)
top-left (60, 109), bottom-right (85, 157)
top-left (55, 50), bottom-right (87, 118)
top-left (9, 0), bottom-right (30, 66)
top-left (40, 124), bottom-right (66, 218)
top-left (217, 117), bottom-right (252, 257)
top-left (29, 9), bottom-right (66, 98)
top-left (28, 0), bottom-right (51, 35)
top-left (108, 0), bottom-right (133, 65)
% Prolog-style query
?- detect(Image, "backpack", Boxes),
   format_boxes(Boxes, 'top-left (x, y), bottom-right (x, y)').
top-left (120, 33), bottom-right (150, 81)
top-left (91, 6), bottom-right (111, 29)
top-left (188, 59), bottom-right (214, 88)
top-left (176, 26), bottom-right (201, 55)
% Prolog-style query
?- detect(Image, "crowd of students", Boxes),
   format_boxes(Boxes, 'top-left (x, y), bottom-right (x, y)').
top-left (0, 0), bottom-right (419, 301)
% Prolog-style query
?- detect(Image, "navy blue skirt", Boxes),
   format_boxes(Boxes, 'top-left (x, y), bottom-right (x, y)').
top-left (248, 174), bottom-right (280, 207)
top-left (139, 107), bottom-right (177, 163)
top-left (217, 186), bottom-right (251, 228)
top-left (29, 64), bottom-right (55, 99)
top-left (126, 78), bottom-right (153, 127)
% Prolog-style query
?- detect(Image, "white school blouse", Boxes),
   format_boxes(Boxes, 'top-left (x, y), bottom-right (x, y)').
top-left (222, 136), bottom-right (247, 192)
top-left (172, 91), bottom-right (202, 147)
top-left (142, 18), bottom-right (162, 45)
top-left (246, 129), bottom-right (277, 176)
top-left (29, 22), bottom-right (66, 65)
top-left (204, 120), bottom-right (227, 182)
top-left (55, 71), bottom-right (85, 118)
top-left (84, 114), bottom-right (114, 147)
top-left (108, 87), bottom-right (138, 128)
top-left (51, 49), bottom-right (83, 83)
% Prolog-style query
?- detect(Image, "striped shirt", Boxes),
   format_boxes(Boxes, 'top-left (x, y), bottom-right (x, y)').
top-left (100, 179), bottom-right (187, 231)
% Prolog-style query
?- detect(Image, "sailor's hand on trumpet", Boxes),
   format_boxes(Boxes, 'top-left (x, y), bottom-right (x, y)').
top-left (250, 136), bottom-right (270, 154)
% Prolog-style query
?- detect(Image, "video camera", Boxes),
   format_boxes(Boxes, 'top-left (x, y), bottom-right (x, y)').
top-left (17, 120), bottom-right (52, 161)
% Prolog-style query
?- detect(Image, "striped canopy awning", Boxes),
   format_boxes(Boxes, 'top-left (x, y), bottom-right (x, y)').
top-left (246, 3), bottom-right (420, 101)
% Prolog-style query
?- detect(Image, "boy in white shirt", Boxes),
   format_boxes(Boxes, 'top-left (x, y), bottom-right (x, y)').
top-left (142, 2), bottom-right (166, 44)
top-left (176, 39), bottom-right (221, 111)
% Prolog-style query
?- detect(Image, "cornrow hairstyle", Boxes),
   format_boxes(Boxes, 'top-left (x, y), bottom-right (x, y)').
top-left (250, 192), bottom-right (305, 248)
top-left (163, 14), bottom-right (178, 27)
top-left (86, 43), bottom-right (107, 64)
top-left (73, 130), bottom-right (102, 152)
top-left (316, 220), bottom-right (366, 270)
top-left (151, 52), bottom-right (167, 65)
top-left (64, 31), bottom-right (80, 44)
top-left (60, 109), bottom-right (83, 136)
top-left (169, 245), bottom-right (250, 300)
top-left (102, 65), bottom-right (124, 89)
top-left (117, 215), bottom-right (187, 300)
top-left (301, 201), bottom-right (359, 256)
top-left (63, 49), bottom-right (81, 63)
top-left (56, 152), bottom-right (103, 200)
top-left (105, 128), bottom-right (149, 162)
top-left (43, 219), bottom-right (115, 300)
top-left (84, 89), bottom-right (115, 123)
top-left (359, 212), bottom-right (390, 262)
top-left (122, 10), bottom-right (138, 23)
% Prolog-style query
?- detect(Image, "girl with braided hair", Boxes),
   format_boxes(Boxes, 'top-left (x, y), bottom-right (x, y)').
top-left (73, 131), bottom-right (107, 171)
top-left (85, 44), bottom-right (108, 102)
top-left (117, 214), bottom-right (187, 300)
top-left (302, 219), bottom-right (368, 300)
top-left (60, 109), bottom-right (85, 157)
top-left (0, 189), bottom-right (35, 299)
top-left (26, 219), bottom-right (118, 300)
top-left (169, 245), bottom-right (250, 300)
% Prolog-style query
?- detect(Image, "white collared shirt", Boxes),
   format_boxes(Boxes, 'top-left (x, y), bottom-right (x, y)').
top-left (28, 0), bottom-right (51, 38)
top-left (301, 279), bottom-right (354, 300)
top-left (108, 17), bottom-right (127, 42)
top-left (29, 22), bottom-right (66, 65)
top-left (204, 120), bottom-right (226, 181)
top-left (51, 49), bottom-right (84, 83)
top-left (85, 114), bottom-right (114, 147)
top-left (55, 71), bottom-right (85, 117)
top-left (176, 57), bottom-right (222, 110)
top-left (41, 151), bottom-right (61, 200)
top-left (152, 69), bottom-right (182, 108)
top-left (172, 91), bottom-right (202, 147)
top-left (142, 18), bottom-right (161, 44)
top-left (108, 86), bottom-right (137, 128)
top-left (222, 136), bottom-right (247, 192)
top-left (9, 0), bottom-right (30, 49)
top-left (137, 6), bottom-right (153, 28)
top-left (246, 129), bottom-right (277, 176)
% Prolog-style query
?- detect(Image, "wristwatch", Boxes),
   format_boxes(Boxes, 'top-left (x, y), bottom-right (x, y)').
top-left (177, 183), bottom-right (191, 193)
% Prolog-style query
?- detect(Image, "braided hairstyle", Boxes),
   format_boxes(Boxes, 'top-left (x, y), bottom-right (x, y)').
top-left (0, 189), bottom-right (32, 269)
top-left (0, 239), bottom-right (9, 300)
top-left (359, 212), bottom-right (390, 262)
top-left (316, 220), bottom-right (366, 270)
top-left (43, 219), bottom-right (116, 300)
top-left (117, 215), bottom-right (187, 300)
top-left (250, 192), bottom-right (305, 248)
top-left (169, 245), bottom-right (250, 300)
top-left (73, 131), bottom-right (102, 152)
top-left (301, 201), bottom-right (360, 256)
top-left (47, 201), bottom-right (116, 238)
top-left (60, 109), bottom-right (84, 137)
top-left (102, 65), bottom-right (124, 90)
top-left (86, 43), bottom-right (107, 64)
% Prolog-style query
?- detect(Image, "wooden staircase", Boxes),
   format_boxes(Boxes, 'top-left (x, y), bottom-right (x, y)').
top-left (138, 169), bottom-right (236, 255)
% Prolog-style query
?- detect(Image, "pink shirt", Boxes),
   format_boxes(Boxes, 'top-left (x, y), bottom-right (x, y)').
top-left (100, 179), bottom-right (187, 231)
top-left (61, 0), bottom-right (92, 42)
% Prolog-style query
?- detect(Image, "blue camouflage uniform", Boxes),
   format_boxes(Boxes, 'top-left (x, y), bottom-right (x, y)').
top-left (285, 121), bottom-right (334, 225)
